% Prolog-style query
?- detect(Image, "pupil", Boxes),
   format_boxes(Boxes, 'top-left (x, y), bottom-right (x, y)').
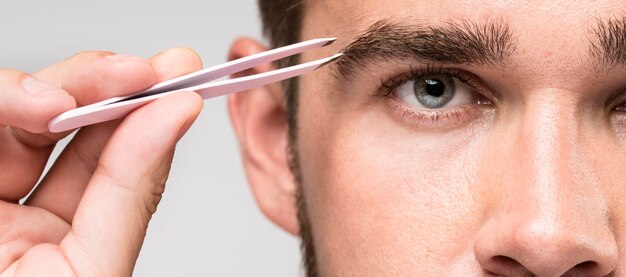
top-left (413, 74), bottom-right (455, 109)
top-left (425, 79), bottom-right (445, 97)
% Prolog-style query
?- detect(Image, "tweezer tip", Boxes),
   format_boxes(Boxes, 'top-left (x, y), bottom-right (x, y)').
top-left (317, 53), bottom-right (343, 69)
top-left (323, 38), bottom-right (337, 47)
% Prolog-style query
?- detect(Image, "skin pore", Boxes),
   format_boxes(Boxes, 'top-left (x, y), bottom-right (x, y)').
top-left (230, 0), bottom-right (626, 276)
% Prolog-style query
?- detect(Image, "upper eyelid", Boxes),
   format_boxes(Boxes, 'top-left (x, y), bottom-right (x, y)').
top-left (375, 64), bottom-right (497, 102)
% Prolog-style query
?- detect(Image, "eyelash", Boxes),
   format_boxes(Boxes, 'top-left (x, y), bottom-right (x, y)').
top-left (376, 64), bottom-right (493, 129)
top-left (379, 64), bottom-right (478, 95)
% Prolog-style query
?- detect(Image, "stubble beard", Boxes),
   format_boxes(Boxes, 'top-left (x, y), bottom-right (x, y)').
top-left (288, 139), bottom-right (318, 277)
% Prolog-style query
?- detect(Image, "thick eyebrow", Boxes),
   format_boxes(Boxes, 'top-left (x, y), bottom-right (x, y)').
top-left (589, 17), bottom-right (626, 69)
top-left (333, 19), bottom-right (517, 79)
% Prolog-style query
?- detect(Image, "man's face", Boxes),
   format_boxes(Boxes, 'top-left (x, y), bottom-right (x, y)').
top-left (291, 0), bottom-right (626, 275)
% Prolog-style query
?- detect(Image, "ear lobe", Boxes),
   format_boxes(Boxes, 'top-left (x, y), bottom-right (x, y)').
top-left (227, 37), bottom-right (300, 235)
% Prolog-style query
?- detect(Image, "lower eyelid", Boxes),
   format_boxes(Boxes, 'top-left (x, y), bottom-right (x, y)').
top-left (384, 96), bottom-right (493, 130)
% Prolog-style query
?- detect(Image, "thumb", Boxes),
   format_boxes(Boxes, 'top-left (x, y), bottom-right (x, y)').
top-left (59, 91), bottom-right (203, 276)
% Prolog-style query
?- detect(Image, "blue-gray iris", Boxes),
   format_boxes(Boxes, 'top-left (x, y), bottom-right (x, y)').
top-left (414, 74), bottom-right (455, 108)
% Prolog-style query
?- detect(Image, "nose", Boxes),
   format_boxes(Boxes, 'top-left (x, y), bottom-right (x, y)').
top-left (473, 92), bottom-right (618, 277)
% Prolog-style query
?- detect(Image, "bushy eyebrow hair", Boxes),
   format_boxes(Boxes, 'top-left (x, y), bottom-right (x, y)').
top-left (590, 17), bottom-right (626, 69)
top-left (333, 19), bottom-right (518, 80)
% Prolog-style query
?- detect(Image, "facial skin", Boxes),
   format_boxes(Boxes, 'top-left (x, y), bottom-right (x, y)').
top-left (229, 0), bottom-right (626, 276)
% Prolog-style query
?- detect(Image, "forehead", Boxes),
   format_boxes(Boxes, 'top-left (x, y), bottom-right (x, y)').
top-left (305, 0), bottom-right (626, 29)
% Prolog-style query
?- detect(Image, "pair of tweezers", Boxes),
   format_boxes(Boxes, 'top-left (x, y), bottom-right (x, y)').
top-left (48, 38), bottom-right (340, 133)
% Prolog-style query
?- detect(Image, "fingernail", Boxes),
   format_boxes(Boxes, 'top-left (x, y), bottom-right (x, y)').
top-left (22, 77), bottom-right (60, 97)
top-left (106, 54), bottom-right (144, 61)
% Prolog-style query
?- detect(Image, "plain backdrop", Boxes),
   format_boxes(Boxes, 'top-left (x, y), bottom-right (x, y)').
top-left (0, 1), bottom-right (301, 276)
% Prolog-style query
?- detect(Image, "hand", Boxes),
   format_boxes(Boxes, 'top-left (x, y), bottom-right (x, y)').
top-left (0, 49), bottom-right (204, 276)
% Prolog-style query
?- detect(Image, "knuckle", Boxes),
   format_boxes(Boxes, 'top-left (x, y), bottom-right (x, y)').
top-left (0, 69), bottom-right (30, 83)
top-left (167, 47), bottom-right (200, 58)
top-left (180, 47), bottom-right (203, 68)
top-left (64, 50), bottom-right (115, 64)
top-left (145, 154), bottom-right (174, 215)
top-left (161, 47), bottom-right (203, 68)
top-left (67, 50), bottom-right (115, 62)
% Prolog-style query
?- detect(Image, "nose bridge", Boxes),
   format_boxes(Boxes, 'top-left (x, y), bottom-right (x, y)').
top-left (501, 90), bottom-right (581, 222)
top-left (474, 88), bottom-right (617, 276)
top-left (521, 90), bottom-right (575, 213)
top-left (512, 90), bottom-right (589, 254)
top-left (516, 90), bottom-right (594, 251)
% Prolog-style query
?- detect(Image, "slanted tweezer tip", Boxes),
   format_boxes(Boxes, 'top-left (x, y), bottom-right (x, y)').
top-left (323, 38), bottom-right (337, 47)
top-left (317, 53), bottom-right (343, 69)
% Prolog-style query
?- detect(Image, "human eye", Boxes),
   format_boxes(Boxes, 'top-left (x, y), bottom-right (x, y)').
top-left (378, 65), bottom-right (494, 130)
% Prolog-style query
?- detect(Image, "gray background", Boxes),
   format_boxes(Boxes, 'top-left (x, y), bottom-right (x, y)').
top-left (0, 1), bottom-right (301, 276)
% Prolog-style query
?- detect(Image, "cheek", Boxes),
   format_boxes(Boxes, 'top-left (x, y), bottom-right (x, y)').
top-left (297, 97), bottom-right (491, 274)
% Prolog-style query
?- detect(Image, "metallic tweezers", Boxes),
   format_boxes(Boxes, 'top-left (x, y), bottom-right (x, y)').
top-left (48, 38), bottom-right (341, 133)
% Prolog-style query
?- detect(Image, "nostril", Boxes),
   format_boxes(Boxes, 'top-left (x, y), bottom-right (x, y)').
top-left (575, 261), bottom-right (597, 271)
top-left (564, 261), bottom-right (609, 276)
top-left (483, 256), bottom-right (613, 277)
top-left (474, 214), bottom-right (618, 277)
top-left (492, 255), bottom-right (520, 267)
top-left (485, 256), bottom-right (530, 276)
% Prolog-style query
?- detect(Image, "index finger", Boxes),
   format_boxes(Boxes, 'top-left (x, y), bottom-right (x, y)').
top-left (0, 70), bottom-right (76, 201)
top-left (0, 69), bottom-right (75, 134)
top-left (0, 52), bottom-right (160, 202)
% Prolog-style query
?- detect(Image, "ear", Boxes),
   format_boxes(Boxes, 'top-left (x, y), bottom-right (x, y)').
top-left (227, 37), bottom-right (299, 235)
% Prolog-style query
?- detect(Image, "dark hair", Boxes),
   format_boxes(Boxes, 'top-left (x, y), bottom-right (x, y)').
top-left (258, 1), bottom-right (318, 276)
top-left (258, 0), bottom-right (304, 144)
